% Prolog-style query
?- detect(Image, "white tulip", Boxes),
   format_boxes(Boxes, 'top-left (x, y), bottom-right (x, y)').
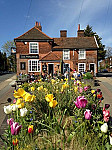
top-left (101, 123), bottom-right (108, 133)
top-left (12, 104), bottom-right (18, 111)
top-left (109, 136), bottom-right (112, 145)
top-left (20, 107), bottom-right (28, 117)
top-left (4, 105), bottom-right (12, 114)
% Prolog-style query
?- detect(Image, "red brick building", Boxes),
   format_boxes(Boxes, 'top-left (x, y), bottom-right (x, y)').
top-left (14, 22), bottom-right (99, 76)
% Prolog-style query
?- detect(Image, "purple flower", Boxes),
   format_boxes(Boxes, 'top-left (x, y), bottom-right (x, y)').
top-left (97, 89), bottom-right (101, 92)
top-left (84, 109), bottom-right (92, 120)
top-left (74, 96), bottom-right (88, 109)
top-left (11, 122), bottom-right (22, 135)
top-left (105, 104), bottom-right (110, 109)
top-left (7, 118), bottom-right (14, 126)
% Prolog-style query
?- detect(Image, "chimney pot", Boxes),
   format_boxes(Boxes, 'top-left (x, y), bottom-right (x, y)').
top-left (39, 22), bottom-right (41, 26)
top-left (35, 21), bottom-right (42, 31)
top-left (78, 24), bottom-right (80, 30)
top-left (35, 22), bottom-right (38, 27)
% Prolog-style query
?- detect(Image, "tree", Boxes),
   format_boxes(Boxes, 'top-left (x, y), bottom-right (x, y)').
top-left (1, 40), bottom-right (16, 72)
top-left (84, 25), bottom-right (106, 61)
top-left (1, 40), bottom-right (15, 56)
top-left (105, 47), bottom-right (112, 71)
top-left (0, 51), bottom-right (8, 71)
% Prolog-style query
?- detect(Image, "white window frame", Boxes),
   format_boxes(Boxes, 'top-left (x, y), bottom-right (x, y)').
top-left (63, 63), bottom-right (70, 73)
top-left (29, 42), bottom-right (39, 54)
top-left (63, 49), bottom-right (70, 60)
top-left (78, 49), bottom-right (86, 59)
top-left (78, 63), bottom-right (86, 73)
top-left (28, 59), bottom-right (41, 72)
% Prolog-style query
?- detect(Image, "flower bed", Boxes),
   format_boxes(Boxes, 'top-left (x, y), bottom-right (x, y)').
top-left (1, 78), bottom-right (112, 149)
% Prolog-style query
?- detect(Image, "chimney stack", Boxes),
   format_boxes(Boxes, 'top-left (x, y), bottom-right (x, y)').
top-left (78, 24), bottom-right (80, 30)
top-left (77, 24), bottom-right (84, 37)
top-left (60, 30), bottom-right (67, 37)
top-left (35, 21), bottom-right (42, 31)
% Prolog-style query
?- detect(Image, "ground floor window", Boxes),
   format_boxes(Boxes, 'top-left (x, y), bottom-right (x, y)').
top-left (20, 62), bottom-right (26, 70)
top-left (78, 63), bottom-right (85, 73)
top-left (28, 60), bottom-right (40, 72)
top-left (63, 63), bottom-right (70, 73)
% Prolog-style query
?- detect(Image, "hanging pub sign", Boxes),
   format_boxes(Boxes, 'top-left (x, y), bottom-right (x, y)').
top-left (11, 47), bottom-right (16, 54)
top-left (42, 65), bottom-right (47, 71)
top-left (20, 55), bottom-right (39, 59)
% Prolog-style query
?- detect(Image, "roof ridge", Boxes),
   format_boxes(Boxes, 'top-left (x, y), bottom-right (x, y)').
top-left (35, 27), bottom-right (53, 39)
top-left (40, 51), bottom-right (59, 60)
top-left (14, 27), bottom-right (35, 40)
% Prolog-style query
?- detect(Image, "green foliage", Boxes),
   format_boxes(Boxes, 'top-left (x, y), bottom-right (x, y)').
top-left (1, 40), bottom-right (15, 56)
top-left (84, 24), bottom-right (106, 61)
top-left (83, 72), bottom-right (93, 79)
top-left (2, 78), bottom-right (112, 149)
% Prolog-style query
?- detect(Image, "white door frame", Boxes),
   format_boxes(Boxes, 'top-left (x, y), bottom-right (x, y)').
top-left (89, 63), bottom-right (96, 75)
top-left (48, 63), bottom-right (54, 75)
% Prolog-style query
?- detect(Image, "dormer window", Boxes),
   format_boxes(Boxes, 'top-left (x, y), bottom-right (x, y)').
top-left (79, 49), bottom-right (86, 59)
top-left (29, 42), bottom-right (39, 54)
top-left (63, 49), bottom-right (70, 60)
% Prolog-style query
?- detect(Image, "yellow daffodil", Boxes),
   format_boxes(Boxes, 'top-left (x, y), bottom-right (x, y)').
top-left (51, 79), bottom-right (55, 84)
top-left (61, 83), bottom-right (69, 92)
top-left (13, 88), bottom-right (26, 98)
top-left (45, 94), bottom-right (53, 102)
top-left (16, 98), bottom-right (23, 105)
top-left (71, 77), bottom-right (75, 80)
top-left (93, 94), bottom-right (96, 97)
top-left (30, 86), bottom-right (35, 91)
top-left (18, 103), bottom-right (24, 109)
top-left (45, 94), bottom-right (58, 108)
top-left (74, 87), bottom-right (78, 93)
top-left (65, 78), bottom-right (68, 81)
top-left (15, 98), bottom-right (24, 109)
top-left (44, 88), bottom-right (48, 93)
top-left (61, 79), bottom-right (63, 82)
top-left (91, 90), bottom-right (95, 94)
top-left (24, 93), bottom-right (36, 102)
top-left (37, 86), bottom-right (43, 91)
top-left (38, 79), bottom-right (42, 82)
top-left (49, 100), bottom-right (58, 108)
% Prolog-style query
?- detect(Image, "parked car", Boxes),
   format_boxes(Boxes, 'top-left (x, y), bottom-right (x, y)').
top-left (102, 69), bottom-right (108, 73)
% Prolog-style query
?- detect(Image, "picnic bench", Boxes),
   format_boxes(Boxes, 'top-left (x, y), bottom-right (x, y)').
top-left (16, 75), bottom-right (30, 85)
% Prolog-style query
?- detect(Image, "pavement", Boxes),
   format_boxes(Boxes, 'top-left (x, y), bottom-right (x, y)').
top-left (0, 74), bottom-right (16, 148)
top-left (95, 77), bottom-right (112, 115)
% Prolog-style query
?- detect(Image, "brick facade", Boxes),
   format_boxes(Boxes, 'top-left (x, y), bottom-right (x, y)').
top-left (14, 22), bottom-right (98, 76)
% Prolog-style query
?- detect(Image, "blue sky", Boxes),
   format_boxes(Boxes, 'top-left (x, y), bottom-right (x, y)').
top-left (0, 0), bottom-right (112, 52)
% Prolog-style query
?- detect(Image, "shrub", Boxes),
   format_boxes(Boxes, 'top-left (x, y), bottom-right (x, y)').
top-left (83, 72), bottom-right (93, 79)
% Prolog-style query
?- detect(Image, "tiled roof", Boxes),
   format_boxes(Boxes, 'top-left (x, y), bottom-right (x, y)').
top-left (53, 37), bottom-right (98, 49)
top-left (40, 51), bottom-right (60, 61)
top-left (14, 27), bottom-right (52, 41)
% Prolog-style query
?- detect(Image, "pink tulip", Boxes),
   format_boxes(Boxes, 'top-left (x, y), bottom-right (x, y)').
top-left (84, 86), bottom-right (89, 91)
top-left (79, 87), bottom-right (83, 93)
top-left (84, 109), bottom-right (92, 120)
top-left (7, 118), bottom-right (14, 126)
top-left (11, 122), bottom-right (22, 135)
top-left (103, 108), bottom-right (110, 122)
top-left (74, 96), bottom-right (88, 109)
